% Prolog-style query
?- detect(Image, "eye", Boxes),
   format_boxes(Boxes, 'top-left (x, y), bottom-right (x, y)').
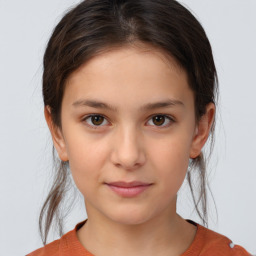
top-left (82, 114), bottom-right (109, 129)
top-left (147, 114), bottom-right (174, 128)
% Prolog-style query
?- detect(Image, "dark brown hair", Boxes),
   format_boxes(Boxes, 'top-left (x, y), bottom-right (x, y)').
top-left (39, 0), bottom-right (218, 245)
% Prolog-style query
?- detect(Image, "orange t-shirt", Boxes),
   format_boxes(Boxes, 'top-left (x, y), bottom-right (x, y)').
top-left (26, 219), bottom-right (251, 256)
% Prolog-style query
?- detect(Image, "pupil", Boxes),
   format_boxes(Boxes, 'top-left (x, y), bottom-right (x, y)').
top-left (153, 116), bottom-right (164, 126)
top-left (92, 116), bottom-right (103, 125)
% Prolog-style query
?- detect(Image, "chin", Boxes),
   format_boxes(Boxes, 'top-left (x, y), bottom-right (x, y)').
top-left (106, 207), bottom-right (155, 226)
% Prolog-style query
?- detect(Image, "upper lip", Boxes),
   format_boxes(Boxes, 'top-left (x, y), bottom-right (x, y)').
top-left (106, 181), bottom-right (152, 187)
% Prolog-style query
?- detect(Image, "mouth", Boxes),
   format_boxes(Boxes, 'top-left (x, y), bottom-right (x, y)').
top-left (105, 181), bottom-right (153, 197)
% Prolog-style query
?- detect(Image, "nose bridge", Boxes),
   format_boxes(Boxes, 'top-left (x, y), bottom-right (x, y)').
top-left (111, 123), bottom-right (145, 170)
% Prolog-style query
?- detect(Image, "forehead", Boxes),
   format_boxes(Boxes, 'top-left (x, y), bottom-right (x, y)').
top-left (63, 45), bottom-right (193, 111)
top-left (67, 43), bottom-right (186, 84)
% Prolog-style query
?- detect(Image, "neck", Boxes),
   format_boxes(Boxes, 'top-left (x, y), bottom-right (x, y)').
top-left (77, 205), bottom-right (196, 256)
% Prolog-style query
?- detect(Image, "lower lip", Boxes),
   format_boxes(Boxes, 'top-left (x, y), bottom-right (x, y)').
top-left (106, 184), bottom-right (152, 197)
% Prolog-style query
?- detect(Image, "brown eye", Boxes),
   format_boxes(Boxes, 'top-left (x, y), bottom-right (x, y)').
top-left (91, 115), bottom-right (104, 125)
top-left (83, 114), bottom-right (109, 129)
top-left (152, 115), bottom-right (165, 126)
top-left (147, 115), bottom-right (174, 127)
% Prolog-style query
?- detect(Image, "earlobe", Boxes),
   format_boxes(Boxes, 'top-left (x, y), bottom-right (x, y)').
top-left (44, 106), bottom-right (69, 162)
top-left (190, 103), bottom-right (215, 159)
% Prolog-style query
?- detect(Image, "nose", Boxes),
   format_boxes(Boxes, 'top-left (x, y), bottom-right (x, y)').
top-left (110, 126), bottom-right (146, 171)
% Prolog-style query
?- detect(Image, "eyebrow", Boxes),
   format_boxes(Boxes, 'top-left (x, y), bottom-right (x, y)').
top-left (72, 98), bottom-right (184, 112)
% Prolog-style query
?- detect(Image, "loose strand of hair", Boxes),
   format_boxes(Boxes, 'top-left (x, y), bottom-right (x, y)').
top-left (39, 148), bottom-right (69, 245)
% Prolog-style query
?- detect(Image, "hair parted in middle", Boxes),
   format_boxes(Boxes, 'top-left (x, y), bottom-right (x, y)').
top-left (39, 0), bottom-right (218, 245)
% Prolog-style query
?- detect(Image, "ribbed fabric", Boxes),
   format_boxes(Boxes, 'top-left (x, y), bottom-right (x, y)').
top-left (27, 219), bottom-right (251, 256)
top-left (181, 220), bottom-right (251, 256)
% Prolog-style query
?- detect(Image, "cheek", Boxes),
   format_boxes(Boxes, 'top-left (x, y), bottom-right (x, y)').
top-left (65, 133), bottom-right (108, 195)
top-left (150, 134), bottom-right (191, 187)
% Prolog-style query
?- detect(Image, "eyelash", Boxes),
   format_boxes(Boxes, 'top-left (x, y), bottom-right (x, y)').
top-left (81, 114), bottom-right (175, 130)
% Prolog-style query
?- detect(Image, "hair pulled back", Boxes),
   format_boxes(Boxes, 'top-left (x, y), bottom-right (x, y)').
top-left (40, 0), bottom-right (218, 245)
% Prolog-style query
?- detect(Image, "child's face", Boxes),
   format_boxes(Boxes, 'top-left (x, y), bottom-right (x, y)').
top-left (50, 45), bottom-right (209, 225)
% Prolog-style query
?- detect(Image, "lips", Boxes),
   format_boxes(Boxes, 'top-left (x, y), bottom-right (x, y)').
top-left (106, 181), bottom-right (152, 187)
top-left (105, 181), bottom-right (153, 197)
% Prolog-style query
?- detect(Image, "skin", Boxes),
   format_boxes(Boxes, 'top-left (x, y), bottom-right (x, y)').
top-left (45, 44), bottom-right (215, 256)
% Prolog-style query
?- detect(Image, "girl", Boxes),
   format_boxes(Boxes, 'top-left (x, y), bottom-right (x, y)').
top-left (27, 0), bottom-right (251, 255)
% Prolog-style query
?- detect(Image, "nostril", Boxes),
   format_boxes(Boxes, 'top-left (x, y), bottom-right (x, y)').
top-left (114, 162), bottom-right (141, 171)
top-left (110, 134), bottom-right (146, 170)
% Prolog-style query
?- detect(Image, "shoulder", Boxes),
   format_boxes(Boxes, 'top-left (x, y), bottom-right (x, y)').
top-left (26, 227), bottom-right (75, 256)
top-left (26, 238), bottom-right (60, 256)
top-left (201, 228), bottom-right (250, 255)
top-left (26, 220), bottom-right (88, 256)
top-left (26, 229), bottom-right (76, 256)
top-left (26, 235), bottom-right (65, 256)
top-left (188, 221), bottom-right (251, 256)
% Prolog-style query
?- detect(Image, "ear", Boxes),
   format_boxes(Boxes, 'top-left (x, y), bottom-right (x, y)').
top-left (44, 106), bottom-right (69, 161)
top-left (190, 103), bottom-right (215, 159)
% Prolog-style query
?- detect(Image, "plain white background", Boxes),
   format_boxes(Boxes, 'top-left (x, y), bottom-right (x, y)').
top-left (0, 0), bottom-right (255, 255)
